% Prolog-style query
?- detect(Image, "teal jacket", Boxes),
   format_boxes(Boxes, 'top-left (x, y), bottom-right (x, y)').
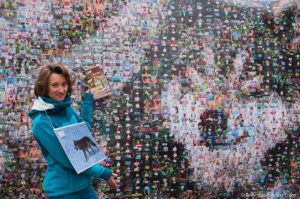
top-left (28, 93), bottom-right (112, 197)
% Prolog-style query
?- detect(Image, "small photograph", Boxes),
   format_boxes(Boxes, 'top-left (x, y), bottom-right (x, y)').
top-left (83, 65), bottom-right (112, 99)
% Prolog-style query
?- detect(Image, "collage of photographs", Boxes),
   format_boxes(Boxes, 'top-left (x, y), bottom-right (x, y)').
top-left (0, 0), bottom-right (299, 198)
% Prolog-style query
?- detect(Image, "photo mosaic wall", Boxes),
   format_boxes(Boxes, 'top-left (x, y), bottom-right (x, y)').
top-left (0, 0), bottom-right (299, 198)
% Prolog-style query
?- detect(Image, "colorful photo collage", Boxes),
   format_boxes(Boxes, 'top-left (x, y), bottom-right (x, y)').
top-left (0, 0), bottom-right (299, 198)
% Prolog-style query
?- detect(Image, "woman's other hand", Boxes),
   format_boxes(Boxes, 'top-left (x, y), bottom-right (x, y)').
top-left (107, 173), bottom-right (118, 189)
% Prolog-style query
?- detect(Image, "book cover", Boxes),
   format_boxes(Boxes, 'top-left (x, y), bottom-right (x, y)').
top-left (53, 122), bottom-right (106, 174)
top-left (83, 65), bottom-right (112, 99)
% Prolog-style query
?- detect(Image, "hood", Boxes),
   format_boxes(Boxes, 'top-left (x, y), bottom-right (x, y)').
top-left (28, 96), bottom-right (72, 120)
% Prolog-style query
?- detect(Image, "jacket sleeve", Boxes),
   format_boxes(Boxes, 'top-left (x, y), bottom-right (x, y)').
top-left (33, 119), bottom-right (112, 180)
top-left (80, 93), bottom-right (94, 130)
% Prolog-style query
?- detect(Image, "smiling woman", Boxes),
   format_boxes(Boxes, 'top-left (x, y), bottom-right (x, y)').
top-left (28, 63), bottom-right (118, 198)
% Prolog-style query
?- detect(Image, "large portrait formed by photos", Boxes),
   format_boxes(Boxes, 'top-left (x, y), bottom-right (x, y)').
top-left (0, 0), bottom-right (299, 198)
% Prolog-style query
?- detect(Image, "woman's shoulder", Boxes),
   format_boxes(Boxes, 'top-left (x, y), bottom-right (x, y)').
top-left (31, 113), bottom-right (54, 136)
top-left (32, 113), bottom-right (52, 128)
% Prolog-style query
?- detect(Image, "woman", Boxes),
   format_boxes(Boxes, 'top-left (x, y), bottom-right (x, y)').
top-left (28, 63), bottom-right (117, 198)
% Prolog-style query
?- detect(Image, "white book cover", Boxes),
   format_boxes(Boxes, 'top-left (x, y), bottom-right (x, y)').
top-left (54, 122), bottom-right (106, 174)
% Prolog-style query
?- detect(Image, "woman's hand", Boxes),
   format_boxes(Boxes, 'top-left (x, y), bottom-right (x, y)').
top-left (87, 87), bottom-right (112, 100)
top-left (107, 173), bottom-right (118, 189)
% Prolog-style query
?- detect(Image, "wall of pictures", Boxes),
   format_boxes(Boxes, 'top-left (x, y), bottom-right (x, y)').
top-left (0, 0), bottom-right (299, 198)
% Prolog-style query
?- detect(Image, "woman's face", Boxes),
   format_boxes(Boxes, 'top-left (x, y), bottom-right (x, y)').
top-left (47, 73), bottom-right (68, 101)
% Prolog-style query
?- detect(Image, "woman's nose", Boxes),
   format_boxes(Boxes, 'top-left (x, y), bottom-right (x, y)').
top-left (58, 86), bottom-right (65, 93)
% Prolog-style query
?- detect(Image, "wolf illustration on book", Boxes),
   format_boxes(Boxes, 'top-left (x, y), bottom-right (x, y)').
top-left (74, 136), bottom-right (100, 162)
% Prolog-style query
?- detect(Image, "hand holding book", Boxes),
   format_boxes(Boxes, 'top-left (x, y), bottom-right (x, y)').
top-left (84, 65), bottom-right (112, 100)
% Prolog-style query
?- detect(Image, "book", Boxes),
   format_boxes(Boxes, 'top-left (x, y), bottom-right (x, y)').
top-left (53, 122), bottom-right (106, 174)
top-left (83, 65), bottom-right (112, 99)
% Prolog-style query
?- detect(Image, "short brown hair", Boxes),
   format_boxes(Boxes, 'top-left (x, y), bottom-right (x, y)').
top-left (34, 63), bottom-right (73, 97)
